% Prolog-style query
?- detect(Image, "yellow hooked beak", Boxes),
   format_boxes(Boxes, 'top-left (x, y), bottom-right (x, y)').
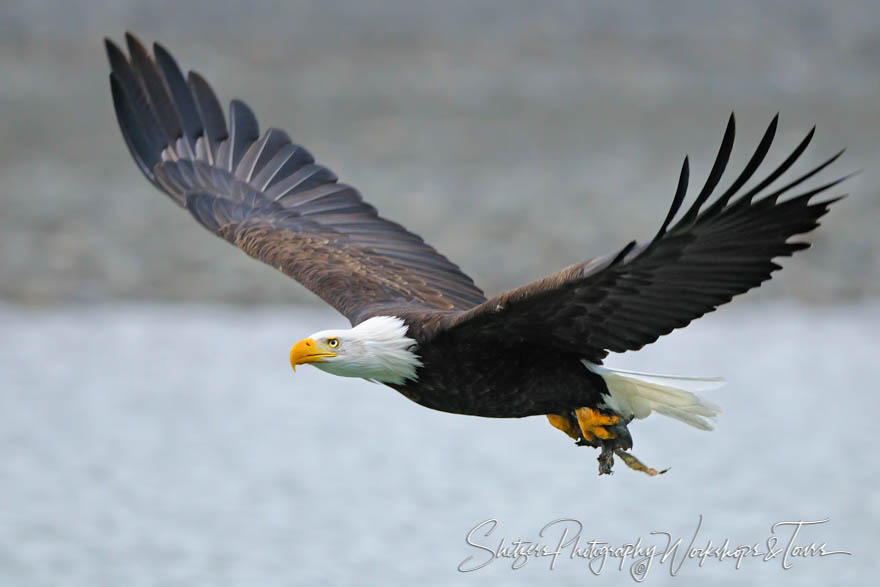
top-left (289, 338), bottom-right (336, 371)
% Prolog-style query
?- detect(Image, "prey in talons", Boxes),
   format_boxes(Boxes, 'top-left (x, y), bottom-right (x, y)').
top-left (547, 409), bottom-right (666, 476)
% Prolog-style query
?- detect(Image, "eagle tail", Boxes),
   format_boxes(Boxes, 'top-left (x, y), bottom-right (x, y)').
top-left (584, 363), bottom-right (724, 430)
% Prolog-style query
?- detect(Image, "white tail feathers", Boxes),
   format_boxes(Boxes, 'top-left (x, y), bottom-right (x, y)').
top-left (584, 362), bottom-right (724, 431)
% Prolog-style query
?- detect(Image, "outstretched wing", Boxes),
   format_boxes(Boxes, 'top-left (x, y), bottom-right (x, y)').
top-left (106, 33), bottom-right (485, 324)
top-left (438, 114), bottom-right (845, 362)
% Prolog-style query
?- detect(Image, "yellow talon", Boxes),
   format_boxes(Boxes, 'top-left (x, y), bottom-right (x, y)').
top-left (546, 413), bottom-right (580, 440)
top-left (575, 407), bottom-right (619, 441)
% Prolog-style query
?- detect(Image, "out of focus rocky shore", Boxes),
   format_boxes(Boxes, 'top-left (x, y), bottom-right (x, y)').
top-left (1, 0), bottom-right (877, 305)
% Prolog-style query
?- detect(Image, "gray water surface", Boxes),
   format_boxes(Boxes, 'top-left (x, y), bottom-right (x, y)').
top-left (0, 303), bottom-right (877, 586)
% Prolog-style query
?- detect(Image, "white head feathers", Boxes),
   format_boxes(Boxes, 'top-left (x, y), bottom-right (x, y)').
top-left (306, 316), bottom-right (422, 385)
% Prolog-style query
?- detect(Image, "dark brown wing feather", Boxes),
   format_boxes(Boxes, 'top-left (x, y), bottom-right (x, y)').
top-left (106, 33), bottom-right (485, 324)
top-left (437, 114), bottom-right (846, 362)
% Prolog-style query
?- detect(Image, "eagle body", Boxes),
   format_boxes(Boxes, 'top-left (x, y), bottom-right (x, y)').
top-left (106, 33), bottom-right (845, 474)
top-left (392, 318), bottom-right (609, 418)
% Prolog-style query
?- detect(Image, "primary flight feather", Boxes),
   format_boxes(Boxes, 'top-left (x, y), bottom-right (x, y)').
top-left (106, 33), bottom-right (845, 475)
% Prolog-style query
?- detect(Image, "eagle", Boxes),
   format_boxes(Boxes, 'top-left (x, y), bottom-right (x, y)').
top-left (106, 33), bottom-right (845, 475)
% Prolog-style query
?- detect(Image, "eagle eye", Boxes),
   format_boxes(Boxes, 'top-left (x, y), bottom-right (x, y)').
top-left (327, 337), bottom-right (340, 348)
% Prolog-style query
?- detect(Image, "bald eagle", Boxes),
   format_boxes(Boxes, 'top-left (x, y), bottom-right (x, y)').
top-left (106, 33), bottom-right (845, 475)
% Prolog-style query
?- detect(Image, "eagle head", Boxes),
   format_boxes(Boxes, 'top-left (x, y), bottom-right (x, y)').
top-left (289, 316), bottom-right (422, 385)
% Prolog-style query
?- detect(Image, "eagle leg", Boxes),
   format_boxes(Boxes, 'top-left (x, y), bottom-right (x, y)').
top-left (546, 412), bottom-right (581, 440)
top-left (575, 407), bottom-right (635, 475)
top-left (546, 409), bottom-right (640, 475)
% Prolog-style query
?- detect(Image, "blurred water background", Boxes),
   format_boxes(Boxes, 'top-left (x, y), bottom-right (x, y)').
top-left (2, 303), bottom-right (876, 586)
top-left (1, 1), bottom-right (879, 585)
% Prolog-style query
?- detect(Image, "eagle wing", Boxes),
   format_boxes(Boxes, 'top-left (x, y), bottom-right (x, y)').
top-left (106, 33), bottom-right (485, 324)
top-left (438, 114), bottom-right (846, 362)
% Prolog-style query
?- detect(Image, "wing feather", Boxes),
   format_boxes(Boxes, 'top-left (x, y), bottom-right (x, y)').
top-left (153, 42), bottom-right (204, 150)
top-left (220, 99), bottom-right (260, 172)
top-left (440, 115), bottom-right (845, 360)
top-left (107, 34), bottom-right (485, 323)
top-left (235, 128), bottom-right (292, 183)
top-left (267, 164), bottom-right (339, 201)
top-left (125, 33), bottom-right (183, 149)
top-left (251, 144), bottom-right (316, 191)
top-left (187, 71), bottom-right (228, 163)
top-left (108, 74), bottom-right (165, 189)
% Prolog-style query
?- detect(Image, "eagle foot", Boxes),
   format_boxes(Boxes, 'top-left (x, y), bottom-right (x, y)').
top-left (575, 407), bottom-right (631, 446)
top-left (546, 413), bottom-right (581, 440)
top-left (546, 409), bottom-right (631, 448)
top-left (547, 409), bottom-right (646, 475)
